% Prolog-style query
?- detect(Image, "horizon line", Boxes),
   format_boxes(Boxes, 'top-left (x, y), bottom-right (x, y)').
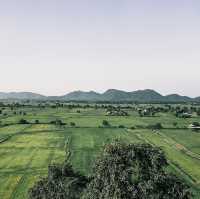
top-left (0, 88), bottom-right (199, 98)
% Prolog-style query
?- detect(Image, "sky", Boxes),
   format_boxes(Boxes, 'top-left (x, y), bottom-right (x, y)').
top-left (0, 0), bottom-right (200, 97)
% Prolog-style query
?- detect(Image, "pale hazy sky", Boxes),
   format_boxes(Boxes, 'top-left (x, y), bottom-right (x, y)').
top-left (0, 0), bottom-right (200, 97)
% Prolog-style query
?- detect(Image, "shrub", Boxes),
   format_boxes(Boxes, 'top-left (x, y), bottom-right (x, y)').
top-left (50, 119), bottom-right (65, 126)
top-left (19, 119), bottom-right (29, 124)
top-left (147, 123), bottom-right (163, 130)
top-left (35, 120), bottom-right (40, 124)
top-left (70, 122), bottom-right (76, 127)
top-left (102, 120), bottom-right (110, 127)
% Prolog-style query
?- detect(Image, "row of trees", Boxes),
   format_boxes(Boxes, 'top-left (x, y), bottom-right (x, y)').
top-left (18, 119), bottom-right (76, 127)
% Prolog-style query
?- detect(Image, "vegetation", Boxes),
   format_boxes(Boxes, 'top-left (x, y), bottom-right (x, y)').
top-left (29, 141), bottom-right (192, 199)
top-left (0, 102), bottom-right (200, 198)
top-left (18, 118), bottom-right (29, 124)
top-left (102, 120), bottom-right (110, 127)
top-left (29, 163), bottom-right (88, 199)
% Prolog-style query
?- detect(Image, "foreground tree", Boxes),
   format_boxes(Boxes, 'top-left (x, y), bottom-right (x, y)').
top-left (29, 162), bottom-right (88, 199)
top-left (82, 141), bottom-right (192, 199)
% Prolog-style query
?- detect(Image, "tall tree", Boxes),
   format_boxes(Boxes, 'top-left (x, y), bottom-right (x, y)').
top-left (83, 141), bottom-right (192, 199)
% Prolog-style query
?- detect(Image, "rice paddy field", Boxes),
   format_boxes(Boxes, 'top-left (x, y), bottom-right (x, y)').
top-left (0, 105), bottom-right (200, 198)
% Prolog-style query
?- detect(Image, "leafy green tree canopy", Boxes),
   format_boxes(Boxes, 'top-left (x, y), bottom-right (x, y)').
top-left (83, 141), bottom-right (192, 199)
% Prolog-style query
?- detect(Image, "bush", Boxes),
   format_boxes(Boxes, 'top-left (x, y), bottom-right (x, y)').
top-left (147, 123), bottom-right (163, 130)
top-left (35, 120), bottom-right (40, 124)
top-left (50, 119), bottom-right (65, 126)
top-left (130, 126), bottom-right (135, 130)
top-left (70, 122), bottom-right (76, 127)
top-left (102, 120), bottom-right (110, 127)
top-left (118, 125), bottom-right (125, 128)
top-left (19, 119), bottom-right (29, 124)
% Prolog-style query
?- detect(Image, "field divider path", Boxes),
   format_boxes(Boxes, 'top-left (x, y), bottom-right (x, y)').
top-left (158, 132), bottom-right (200, 161)
top-left (127, 129), bottom-right (198, 186)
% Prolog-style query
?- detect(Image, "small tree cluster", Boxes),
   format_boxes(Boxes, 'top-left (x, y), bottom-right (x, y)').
top-left (50, 119), bottom-right (65, 126)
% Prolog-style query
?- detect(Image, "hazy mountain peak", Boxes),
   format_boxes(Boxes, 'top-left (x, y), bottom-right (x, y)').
top-left (0, 89), bottom-right (199, 102)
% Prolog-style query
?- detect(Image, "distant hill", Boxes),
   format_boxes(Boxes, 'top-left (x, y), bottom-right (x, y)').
top-left (165, 94), bottom-right (192, 102)
top-left (0, 92), bottom-right (46, 100)
top-left (61, 89), bottom-right (199, 102)
top-left (0, 89), bottom-right (199, 102)
top-left (130, 89), bottom-right (164, 102)
top-left (194, 96), bottom-right (200, 102)
top-left (101, 89), bottom-right (130, 101)
top-left (61, 91), bottom-right (101, 101)
top-left (60, 89), bottom-right (166, 102)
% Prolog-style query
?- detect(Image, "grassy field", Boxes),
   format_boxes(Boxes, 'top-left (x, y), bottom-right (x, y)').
top-left (0, 106), bottom-right (200, 198)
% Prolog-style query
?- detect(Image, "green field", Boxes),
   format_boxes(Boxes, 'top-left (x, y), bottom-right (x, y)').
top-left (0, 106), bottom-right (200, 198)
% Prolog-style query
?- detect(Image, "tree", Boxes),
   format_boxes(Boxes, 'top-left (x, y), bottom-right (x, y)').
top-left (173, 122), bottom-right (178, 127)
top-left (154, 122), bottom-right (163, 129)
top-left (70, 122), bottom-right (76, 127)
top-left (147, 123), bottom-right (163, 130)
top-left (83, 141), bottom-right (192, 199)
top-left (50, 119), bottom-right (65, 126)
top-left (29, 162), bottom-right (88, 199)
top-left (102, 120), bottom-right (110, 127)
top-left (19, 119), bottom-right (29, 124)
top-left (35, 120), bottom-right (40, 124)
top-left (118, 125), bottom-right (125, 128)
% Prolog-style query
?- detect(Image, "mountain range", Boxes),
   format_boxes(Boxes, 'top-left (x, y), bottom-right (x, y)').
top-left (0, 89), bottom-right (199, 102)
